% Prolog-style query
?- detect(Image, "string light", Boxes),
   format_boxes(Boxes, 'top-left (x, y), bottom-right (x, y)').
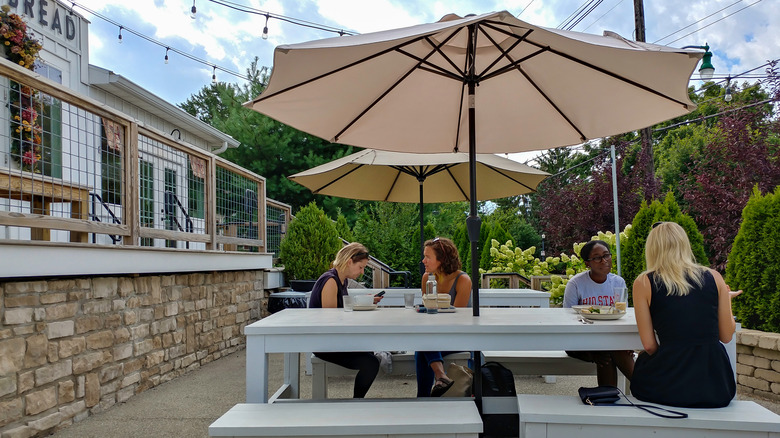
top-left (118, 26), bottom-right (123, 44)
top-left (212, 66), bottom-right (217, 83)
top-left (724, 78), bottom-right (733, 102)
top-left (164, 47), bottom-right (169, 64)
top-left (190, 1), bottom-right (197, 19)
top-left (262, 13), bottom-right (269, 40)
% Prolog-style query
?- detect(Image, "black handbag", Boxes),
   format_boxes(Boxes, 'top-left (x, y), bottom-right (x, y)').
top-left (578, 386), bottom-right (688, 419)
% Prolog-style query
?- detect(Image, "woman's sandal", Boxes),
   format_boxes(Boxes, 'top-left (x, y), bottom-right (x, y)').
top-left (430, 377), bottom-right (454, 397)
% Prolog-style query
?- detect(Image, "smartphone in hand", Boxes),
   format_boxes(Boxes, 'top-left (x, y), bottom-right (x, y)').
top-left (374, 291), bottom-right (386, 297)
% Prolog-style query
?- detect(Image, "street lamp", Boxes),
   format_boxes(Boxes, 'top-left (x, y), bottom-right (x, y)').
top-left (682, 44), bottom-right (714, 80)
top-left (540, 233), bottom-right (546, 258)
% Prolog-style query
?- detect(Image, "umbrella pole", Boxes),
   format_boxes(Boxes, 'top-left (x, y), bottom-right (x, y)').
top-left (419, 180), bottom-right (425, 276)
top-left (465, 23), bottom-right (483, 415)
top-left (611, 144), bottom-right (622, 276)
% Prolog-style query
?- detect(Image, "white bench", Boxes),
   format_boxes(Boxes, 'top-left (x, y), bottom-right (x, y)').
top-left (209, 400), bottom-right (482, 437)
top-left (311, 352), bottom-right (471, 399)
top-left (517, 394), bottom-right (780, 438)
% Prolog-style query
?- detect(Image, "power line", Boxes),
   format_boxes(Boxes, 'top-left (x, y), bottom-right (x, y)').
top-left (582, 0), bottom-right (626, 32)
top-left (665, 0), bottom-right (764, 46)
top-left (207, 0), bottom-right (358, 36)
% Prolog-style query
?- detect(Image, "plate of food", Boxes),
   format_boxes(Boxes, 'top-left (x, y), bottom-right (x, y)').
top-left (352, 304), bottom-right (378, 311)
top-left (573, 305), bottom-right (625, 320)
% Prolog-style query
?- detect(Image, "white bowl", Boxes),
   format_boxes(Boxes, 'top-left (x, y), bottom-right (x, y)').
top-left (352, 294), bottom-right (374, 307)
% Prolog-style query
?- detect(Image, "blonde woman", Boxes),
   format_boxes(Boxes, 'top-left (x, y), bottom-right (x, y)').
top-left (631, 222), bottom-right (741, 407)
top-left (308, 242), bottom-right (380, 398)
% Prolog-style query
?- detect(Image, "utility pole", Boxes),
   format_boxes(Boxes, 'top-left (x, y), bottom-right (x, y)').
top-left (633, 0), bottom-right (654, 174)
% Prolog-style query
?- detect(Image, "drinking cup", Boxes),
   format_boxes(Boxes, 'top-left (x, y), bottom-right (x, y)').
top-left (613, 287), bottom-right (627, 312)
top-left (343, 295), bottom-right (353, 312)
top-left (353, 294), bottom-right (374, 307)
top-left (404, 292), bottom-right (415, 309)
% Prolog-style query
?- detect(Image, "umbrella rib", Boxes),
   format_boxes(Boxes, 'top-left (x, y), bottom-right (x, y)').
top-left (444, 166), bottom-right (469, 200)
top-left (480, 48), bottom-right (547, 81)
top-left (333, 31), bottom-right (463, 142)
top-left (474, 26), bottom-right (533, 80)
top-left (251, 33), bottom-right (434, 104)
top-left (310, 164), bottom-right (365, 194)
top-left (517, 65), bottom-right (588, 141)
top-left (479, 21), bottom-right (693, 109)
top-left (482, 163), bottom-right (538, 193)
top-left (396, 48), bottom-right (463, 82)
top-left (384, 169), bottom-right (403, 202)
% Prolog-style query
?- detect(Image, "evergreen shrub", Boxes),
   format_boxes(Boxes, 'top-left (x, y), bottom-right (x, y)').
top-left (726, 186), bottom-right (780, 333)
top-left (279, 202), bottom-right (341, 281)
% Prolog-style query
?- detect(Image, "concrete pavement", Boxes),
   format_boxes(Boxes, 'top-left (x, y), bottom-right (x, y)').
top-left (48, 349), bottom-right (780, 437)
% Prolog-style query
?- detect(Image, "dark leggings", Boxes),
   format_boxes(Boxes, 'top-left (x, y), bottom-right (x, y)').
top-left (313, 352), bottom-right (380, 398)
top-left (566, 350), bottom-right (635, 387)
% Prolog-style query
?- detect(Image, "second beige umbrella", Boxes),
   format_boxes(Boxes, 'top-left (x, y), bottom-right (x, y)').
top-left (289, 149), bottom-right (549, 273)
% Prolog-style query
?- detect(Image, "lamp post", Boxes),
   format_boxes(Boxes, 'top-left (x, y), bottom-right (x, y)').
top-left (540, 233), bottom-right (546, 259)
top-left (681, 44), bottom-right (715, 80)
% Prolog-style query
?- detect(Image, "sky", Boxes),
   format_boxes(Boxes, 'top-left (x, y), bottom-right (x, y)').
top-left (74, 0), bottom-right (778, 161)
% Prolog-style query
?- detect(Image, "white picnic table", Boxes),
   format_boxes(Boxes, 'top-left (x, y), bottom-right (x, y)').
top-left (244, 307), bottom-right (642, 403)
top-left (345, 288), bottom-right (550, 307)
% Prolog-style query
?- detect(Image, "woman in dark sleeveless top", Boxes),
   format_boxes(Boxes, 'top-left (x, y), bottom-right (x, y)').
top-left (415, 237), bottom-right (472, 397)
top-left (308, 243), bottom-right (380, 398)
top-left (631, 222), bottom-right (741, 407)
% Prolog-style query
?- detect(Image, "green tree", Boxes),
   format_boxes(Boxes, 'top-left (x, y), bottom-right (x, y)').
top-left (278, 202), bottom-right (341, 281)
top-left (726, 186), bottom-right (780, 332)
top-left (179, 59), bottom-right (357, 218)
top-left (335, 213), bottom-right (354, 242)
top-left (622, 193), bottom-right (708, 300)
top-left (480, 223), bottom-right (512, 270)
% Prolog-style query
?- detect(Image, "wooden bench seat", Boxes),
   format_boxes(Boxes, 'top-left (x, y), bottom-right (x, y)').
top-left (209, 400), bottom-right (482, 437)
top-left (517, 394), bottom-right (780, 438)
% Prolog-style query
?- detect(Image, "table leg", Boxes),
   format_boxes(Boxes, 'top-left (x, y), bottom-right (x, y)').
top-left (283, 352), bottom-right (300, 399)
top-left (246, 335), bottom-right (268, 403)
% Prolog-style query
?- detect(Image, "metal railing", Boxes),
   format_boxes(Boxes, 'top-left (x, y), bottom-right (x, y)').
top-left (0, 59), bottom-right (290, 253)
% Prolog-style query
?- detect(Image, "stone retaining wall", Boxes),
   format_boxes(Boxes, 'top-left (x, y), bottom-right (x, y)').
top-left (736, 329), bottom-right (780, 402)
top-left (0, 271), bottom-right (267, 437)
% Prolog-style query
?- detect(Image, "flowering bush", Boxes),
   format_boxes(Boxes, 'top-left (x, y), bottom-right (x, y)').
top-left (2, 5), bottom-right (44, 172)
top-left (482, 225), bottom-right (631, 305)
top-left (1, 5), bottom-right (42, 69)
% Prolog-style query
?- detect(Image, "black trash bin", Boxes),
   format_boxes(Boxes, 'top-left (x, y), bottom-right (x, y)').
top-left (268, 291), bottom-right (308, 314)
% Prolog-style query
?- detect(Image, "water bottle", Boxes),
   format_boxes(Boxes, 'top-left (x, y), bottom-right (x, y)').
top-left (426, 274), bottom-right (438, 314)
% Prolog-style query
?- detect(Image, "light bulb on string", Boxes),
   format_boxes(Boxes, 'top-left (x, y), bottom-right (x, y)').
top-left (212, 66), bottom-right (217, 84)
top-left (724, 78), bottom-right (733, 102)
top-left (118, 26), bottom-right (123, 44)
top-left (190, 1), bottom-right (197, 19)
top-left (164, 47), bottom-right (169, 64)
top-left (262, 14), bottom-right (269, 40)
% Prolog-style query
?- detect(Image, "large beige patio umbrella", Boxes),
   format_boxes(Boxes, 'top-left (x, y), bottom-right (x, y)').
top-left (289, 149), bottom-right (549, 274)
top-left (246, 11), bottom-right (701, 316)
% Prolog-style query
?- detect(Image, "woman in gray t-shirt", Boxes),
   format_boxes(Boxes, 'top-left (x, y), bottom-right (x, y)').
top-left (563, 240), bottom-right (634, 387)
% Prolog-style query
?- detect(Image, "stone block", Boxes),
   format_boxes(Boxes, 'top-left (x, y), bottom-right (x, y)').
top-left (117, 385), bottom-right (135, 403)
top-left (753, 347), bottom-right (780, 361)
top-left (124, 358), bottom-right (143, 375)
top-left (758, 333), bottom-right (780, 350)
top-left (138, 308), bottom-right (154, 322)
top-left (29, 411), bottom-right (63, 434)
top-left (4, 308), bottom-right (34, 325)
top-left (92, 277), bottom-right (118, 299)
top-left (738, 330), bottom-right (761, 346)
top-left (75, 316), bottom-right (102, 334)
top-left (85, 372), bottom-right (99, 407)
top-left (39, 292), bottom-right (66, 305)
top-left (113, 343), bottom-right (133, 361)
top-left (738, 375), bottom-right (771, 391)
top-left (44, 302), bottom-right (79, 321)
top-left (99, 363), bottom-right (123, 384)
top-left (58, 337), bottom-right (86, 358)
top-left (0, 338), bottom-right (26, 374)
top-left (0, 398), bottom-right (24, 428)
top-left (130, 324), bottom-right (150, 340)
top-left (123, 310), bottom-right (138, 325)
top-left (86, 330), bottom-right (115, 350)
top-left (46, 321), bottom-right (75, 339)
top-left (736, 344), bottom-right (753, 354)
top-left (24, 334), bottom-right (48, 368)
top-left (5, 294), bottom-right (40, 307)
top-left (773, 360), bottom-right (780, 373)
top-left (18, 370), bottom-right (34, 393)
top-left (105, 313), bottom-right (122, 329)
top-left (753, 388), bottom-right (780, 403)
top-left (134, 339), bottom-right (154, 356)
top-left (114, 327), bottom-right (130, 344)
top-left (113, 299), bottom-right (126, 311)
top-left (0, 375), bottom-right (17, 397)
top-left (99, 378), bottom-right (120, 396)
top-left (48, 341), bottom-right (58, 363)
top-left (59, 400), bottom-right (85, 420)
top-left (73, 351), bottom-right (111, 374)
top-left (755, 368), bottom-right (780, 383)
top-left (25, 386), bottom-right (57, 415)
top-left (35, 360), bottom-right (72, 386)
top-left (82, 300), bottom-right (112, 314)
top-left (122, 372), bottom-right (140, 387)
top-left (59, 379), bottom-right (75, 403)
top-left (4, 281), bottom-right (46, 294)
top-left (736, 363), bottom-right (754, 377)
